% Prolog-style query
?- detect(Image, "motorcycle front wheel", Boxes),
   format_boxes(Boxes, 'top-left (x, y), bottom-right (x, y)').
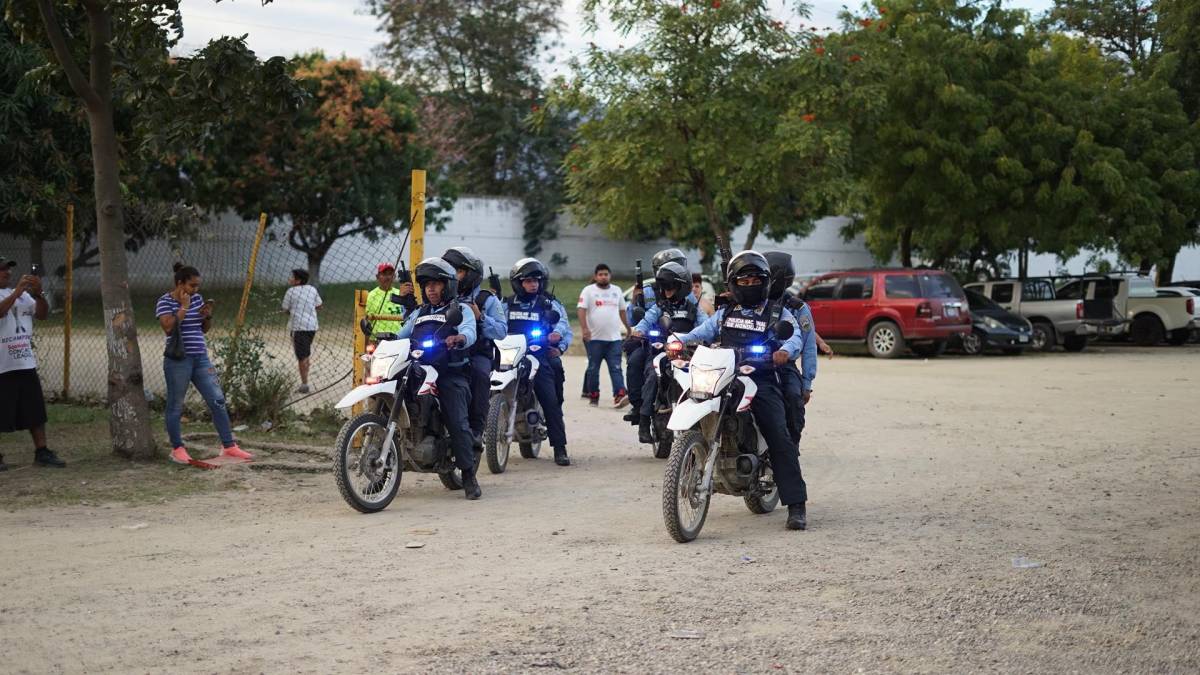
top-left (333, 412), bottom-right (401, 513)
top-left (662, 429), bottom-right (712, 543)
top-left (484, 394), bottom-right (511, 474)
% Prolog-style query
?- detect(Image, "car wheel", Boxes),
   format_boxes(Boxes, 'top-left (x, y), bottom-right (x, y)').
top-left (1131, 314), bottom-right (1165, 346)
top-left (867, 321), bottom-right (904, 359)
top-left (961, 331), bottom-right (984, 356)
top-left (1062, 334), bottom-right (1088, 352)
top-left (1030, 321), bottom-right (1056, 352)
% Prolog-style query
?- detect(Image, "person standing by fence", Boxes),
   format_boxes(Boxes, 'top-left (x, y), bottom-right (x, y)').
top-left (366, 262), bottom-right (415, 336)
top-left (157, 263), bottom-right (252, 465)
top-left (282, 268), bottom-right (322, 394)
top-left (577, 263), bottom-right (630, 407)
top-left (0, 256), bottom-right (65, 471)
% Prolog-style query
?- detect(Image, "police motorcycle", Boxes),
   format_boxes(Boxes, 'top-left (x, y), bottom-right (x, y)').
top-left (660, 321), bottom-right (795, 542)
top-left (642, 319), bottom-right (691, 459)
top-left (481, 309), bottom-right (560, 474)
top-left (332, 305), bottom-right (467, 513)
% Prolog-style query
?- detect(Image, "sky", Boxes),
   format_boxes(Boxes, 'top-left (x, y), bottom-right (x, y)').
top-left (177, 0), bottom-right (1055, 78)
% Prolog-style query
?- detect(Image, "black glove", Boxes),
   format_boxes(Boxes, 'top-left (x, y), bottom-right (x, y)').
top-left (623, 336), bottom-right (642, 354)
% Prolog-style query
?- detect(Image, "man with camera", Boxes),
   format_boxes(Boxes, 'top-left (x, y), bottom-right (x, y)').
top-left (0, 256), bottom-right (66, 471)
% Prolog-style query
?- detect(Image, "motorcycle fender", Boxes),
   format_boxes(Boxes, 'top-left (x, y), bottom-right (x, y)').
top-left (334, 381), bottom-right (397, 410)
top-left (667, 397), bottom-right (720, 432)
top-left (490, 369), bottom-right (518, 392)
top-left (417, 365), bottom-right (440, 396)
top-left (525, 354), bottom-right (541, 379)
top-left (673, 366), bottom-right (691, 392)
top-left (736, 375), bottom-right (757, 412)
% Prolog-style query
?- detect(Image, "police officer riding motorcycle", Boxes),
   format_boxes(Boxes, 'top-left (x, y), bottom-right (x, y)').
top-left (625, 248), bottom-right (690, 428)
top-left (628, 261), bottom-right (700, 455)
top-left (442, 247), bottom-right (508, 460)
top-left (505, 258), bottom-right (574, 467)
top-left (669, 251), bottom-right (812, 535)
top-left (765, 251), bottom-right (818, 444)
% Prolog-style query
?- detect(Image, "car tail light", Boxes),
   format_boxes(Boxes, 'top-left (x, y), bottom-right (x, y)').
top-left (916, 301), bottom-right (932, 318)
top-left (1076, 301), bottom-right (1083, 320)
top-left (1188, 298), bottom-right (1195, 315)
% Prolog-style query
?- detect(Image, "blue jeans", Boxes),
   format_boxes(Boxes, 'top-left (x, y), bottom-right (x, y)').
top-left (164, 354), bottom-right (235, 449)
top-left (583, 340), bottom-right (625, 397)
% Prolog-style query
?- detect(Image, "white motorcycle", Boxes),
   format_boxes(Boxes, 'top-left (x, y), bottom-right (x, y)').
top-left (332, 309), bottom-right (467, 513)
top-left (661, 331), bottom-right (792, 542)
top-left (481, 332), bottom-right (550, 473)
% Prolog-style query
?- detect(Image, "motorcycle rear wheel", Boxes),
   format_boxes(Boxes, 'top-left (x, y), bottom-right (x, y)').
top-left (333, 412), bottom-right (401, 513)
top-left (744, 470), bottom-right (780, 515)
top-left (652, 414), bottom-right (672, 459)
top-left (484, 394), bottom-right (511, 474)
top-left (662, 430), bottom-right (712, 543)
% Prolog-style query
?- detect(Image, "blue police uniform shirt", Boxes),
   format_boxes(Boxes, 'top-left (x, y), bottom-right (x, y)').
top-left (509, 296), bottom-right (572, 352)
top-left (461, 285), bottom-right (508, 342)
top-left (675, 303), bottom-right (816, 391)
top-left (396, 302), bottom-right (477, 366)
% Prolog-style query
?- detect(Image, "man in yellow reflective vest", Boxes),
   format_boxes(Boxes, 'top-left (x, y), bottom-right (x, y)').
top-left (366, 262), bottom-right (415, 336)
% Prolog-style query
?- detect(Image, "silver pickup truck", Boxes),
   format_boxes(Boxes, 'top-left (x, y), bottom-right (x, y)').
top-left (964, 279), bottom-right (1094, 352)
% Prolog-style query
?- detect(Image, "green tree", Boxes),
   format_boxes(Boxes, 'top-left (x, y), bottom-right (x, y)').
top-left (186, 54), bottom-right (440, 286)
top-left (369, 0), bottom-right (572, 255)
top-left (4, 0), bottom-right (301, 458)
top-left (548, 0), bottom-right (858, 266)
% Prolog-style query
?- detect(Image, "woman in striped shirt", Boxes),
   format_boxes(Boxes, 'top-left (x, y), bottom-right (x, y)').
top-left (156, 263), bottom-right (252, 465)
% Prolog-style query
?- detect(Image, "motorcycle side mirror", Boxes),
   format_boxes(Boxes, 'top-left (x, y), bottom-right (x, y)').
top-left (545, 309), bottom-right (560, 325)
top-left (775, 320), bottom-right (794, 341)
top-left (359, 318), bottom-right (373, 337)
top-left (631, 307), bottom-right (647, 324)
top-left (445, 305), bottom-right (463, 325)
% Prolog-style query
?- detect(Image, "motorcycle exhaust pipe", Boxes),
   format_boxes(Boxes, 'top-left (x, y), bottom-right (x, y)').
top-left (735, 453), bottom-right (759, 479)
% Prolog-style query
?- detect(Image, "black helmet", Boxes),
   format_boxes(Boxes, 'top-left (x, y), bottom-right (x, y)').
top-left (651, 248), bottom-right (688, 273)
top-left (509, 257), bottom-right (549, 300)
top-left (654, 261), bottom-right (690, 298)
top-left (764, 251), bottom-right (795, 301)
top-left (442, 246), bottom-right (483, 295)
top-left (726, 250), bottom-right (770, 307)
top-left (415, 257), bottom-right (459, 302)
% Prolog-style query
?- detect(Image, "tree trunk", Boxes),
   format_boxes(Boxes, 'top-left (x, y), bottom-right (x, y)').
top-left (899, 226), bottom-right (913, 268)
top-left (742, 211), bottom-right (762, 252)
top-left (306, 251), bottom-right (324, 287)
top-left (1156, 249), bottom-right (1178, 285)
top-left (1018, 243), bottom-right (1029, 280)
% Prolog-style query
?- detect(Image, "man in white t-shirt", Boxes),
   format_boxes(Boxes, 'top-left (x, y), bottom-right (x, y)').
top-left (577, 263), bottom-right (630, 407)
top-left (0, 256), bottom-right (65, 471)
top-left (281, 268), bottom-right (322, 393)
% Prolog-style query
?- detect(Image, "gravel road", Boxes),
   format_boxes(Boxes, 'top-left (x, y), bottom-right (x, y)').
top-left (2, 346), bottom-right (1198, 673)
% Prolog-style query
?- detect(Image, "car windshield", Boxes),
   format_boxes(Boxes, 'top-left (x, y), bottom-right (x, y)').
top-left (917, 272), bottom-right (965, 299)
top-left (965, 289), bottom-right (999, 311)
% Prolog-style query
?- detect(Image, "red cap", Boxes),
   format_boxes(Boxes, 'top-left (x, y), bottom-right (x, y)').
top-left (376, 262), bottom-right (396, 274)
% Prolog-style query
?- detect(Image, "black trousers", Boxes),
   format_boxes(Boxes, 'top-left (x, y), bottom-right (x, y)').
top-left (435, 366), bottom-right (476, 477)
top-left (532, 356), bottom-right (567, 448)
top-left (639, 352), bottom-right (662, 418)
top-left (749, 373), bottom-right (807, 505)
top-left (778, 363), bottom-right (807, 444)
top-left (626, 345), bottom-right (647, 409)
top-left (549, 353), bottom-right (565, 404)
top-left (467, 354), bottom-right (492, 437)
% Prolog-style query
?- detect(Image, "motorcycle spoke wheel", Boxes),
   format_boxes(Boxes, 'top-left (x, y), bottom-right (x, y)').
top-left (484, 395), bottom-right (511, 474)
top-left (333, 413), bottom-right (401, 513)
top-left (662, 430), bottom-right (711, 543)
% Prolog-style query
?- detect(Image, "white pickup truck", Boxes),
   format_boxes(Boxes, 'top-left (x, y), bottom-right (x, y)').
top-left (1054, 275), bottom-right (1195, 346)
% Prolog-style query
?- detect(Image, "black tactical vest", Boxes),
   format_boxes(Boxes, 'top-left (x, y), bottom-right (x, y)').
top-left (718, 302), bottom-right (774, 349)
top-left (659, 297), bottom-right (699, 334)
top-left (410, 304), bottom-right (457, 365)
top-left (505, 295), bottom-right (552, 337)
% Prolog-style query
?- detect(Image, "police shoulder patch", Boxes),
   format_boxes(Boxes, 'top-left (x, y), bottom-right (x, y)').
top-left (800, 317), bottom-right (813, 333)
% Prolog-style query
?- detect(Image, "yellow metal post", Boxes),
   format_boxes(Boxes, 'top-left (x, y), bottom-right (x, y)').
top-left (353, 289), bottom-right (368, 416)
top-left (63, 204), bottom-right (74, 400)
top-left (409, 170), bottom-right (426, 303)
top-left (235, 213), bottom-right (269, 338)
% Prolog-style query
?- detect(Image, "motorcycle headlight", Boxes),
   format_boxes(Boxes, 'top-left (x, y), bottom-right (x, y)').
top-left (688, 366), bottom-right (725, 401)
top-left (369, 355), bottom-right (398, 380)
top-left (498, 346), bottom-right (521, 368)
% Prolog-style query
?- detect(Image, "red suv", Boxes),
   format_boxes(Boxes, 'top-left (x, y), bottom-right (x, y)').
top-left (798, 269), bottom-right (971, 358)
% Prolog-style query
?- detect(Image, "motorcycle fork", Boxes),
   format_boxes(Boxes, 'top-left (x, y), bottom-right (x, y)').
top-left (696, 411), bottom-right (724, 500)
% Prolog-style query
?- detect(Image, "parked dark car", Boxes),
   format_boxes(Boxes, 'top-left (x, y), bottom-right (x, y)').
top-left (954, 289), bottom-right (1033, 355)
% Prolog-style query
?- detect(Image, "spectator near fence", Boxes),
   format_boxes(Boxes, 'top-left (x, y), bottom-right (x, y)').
top-left (0, 256), bottom-right (65, 471)
top-left (366, 262), bottom-right (415, 336)
top-left (156, 263), bottom-right (253, 465)
top-left (577, 263), bottom-right (630, 408)
top-left (282, 268), bottom-right (322, 394)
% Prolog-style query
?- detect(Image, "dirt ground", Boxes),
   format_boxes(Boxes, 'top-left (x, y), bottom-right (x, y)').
top-left (3, 345), bottom-right (1198, 673)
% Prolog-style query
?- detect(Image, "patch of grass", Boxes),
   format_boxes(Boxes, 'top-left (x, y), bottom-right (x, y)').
top-left (0, 403), bottom-right (250, 510)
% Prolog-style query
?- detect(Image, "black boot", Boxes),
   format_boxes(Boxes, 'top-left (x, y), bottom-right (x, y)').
top-left (638, 417), bottom-right (654, 444)
top-left (622, 410), bottom-right (640, 426)
top-left (554, 446), bottom-right (571, 466)
top-left (786, 503), bottom-right (807, 531)
top-left (34, 448), bottom-right (66, 468)
top-left (462, 472), bottom-right (481, 500)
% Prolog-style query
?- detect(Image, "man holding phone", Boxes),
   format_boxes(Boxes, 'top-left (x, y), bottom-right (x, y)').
top-left (0, 256), bottom-right (65, 471)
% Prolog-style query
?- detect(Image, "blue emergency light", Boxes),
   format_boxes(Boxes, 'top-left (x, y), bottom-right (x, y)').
top-left (530, 329), bottom-right (543, 338)
top-left (422, 339), bottom-right (435, 348)
top-left (649, 330), bottom-right (661, 337)
top-left (749, 345), bottom-right (766, 354)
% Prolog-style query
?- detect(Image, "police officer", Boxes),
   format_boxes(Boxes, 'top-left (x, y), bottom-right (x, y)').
top-left (624, 248), bottom-right (690, 428)
top-left (505, 258), bottom-right (574, 466)
top-left (674, 251), bottom-right (816, 530)
top-left (628, 261), bottom-right (699, 444)
top-left (395, 258), bottom-right (482, 500)
top-left (765, 251), bottom-right (817, 444)
top-left (442, 247), bottom-right (507, 454)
